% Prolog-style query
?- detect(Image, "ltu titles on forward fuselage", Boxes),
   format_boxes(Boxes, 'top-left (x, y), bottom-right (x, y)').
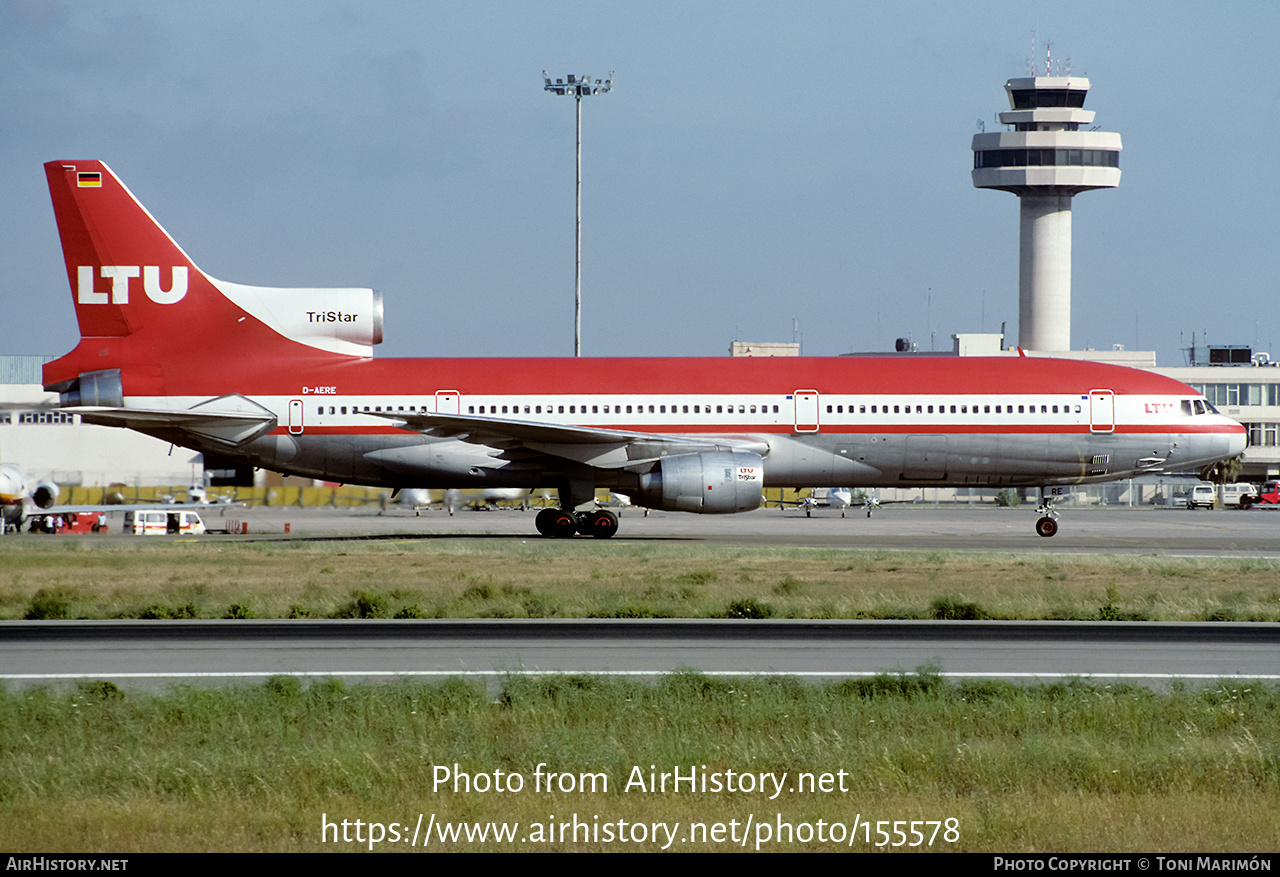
top-left (39, 160), bottom-right (1245, 540)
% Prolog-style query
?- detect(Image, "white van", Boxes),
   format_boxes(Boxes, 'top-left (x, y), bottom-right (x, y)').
top-left (1188, 483), bottom-right (1255, 510)
top-left (1187, 484), bottom-right (1216, 510)
top-left (123, 510), bottom-right (206, 535)
top-left (1221, 483), bottom-right (1257, 508)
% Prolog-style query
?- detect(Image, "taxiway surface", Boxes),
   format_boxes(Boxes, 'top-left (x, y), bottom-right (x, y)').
top-left (191, 504), bottom-right (1280, 557)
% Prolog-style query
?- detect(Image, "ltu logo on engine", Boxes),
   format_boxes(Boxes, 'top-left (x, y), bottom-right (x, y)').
top-left (77, 266), bottom-right (188, 305)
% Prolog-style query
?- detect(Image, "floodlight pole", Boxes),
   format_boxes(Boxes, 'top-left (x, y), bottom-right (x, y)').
top-left (543, 71), bottom-right (613, 356)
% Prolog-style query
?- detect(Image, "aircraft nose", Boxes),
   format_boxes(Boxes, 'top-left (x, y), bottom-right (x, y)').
top-left (1227, 422), bottom-right (1247, 457)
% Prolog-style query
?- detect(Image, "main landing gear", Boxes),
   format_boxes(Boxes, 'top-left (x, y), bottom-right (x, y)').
top-left (535, 507), bottom-right (619, 539)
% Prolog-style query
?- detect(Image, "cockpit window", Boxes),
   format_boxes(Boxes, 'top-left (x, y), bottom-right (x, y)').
top-left (1181, 400), bottom-right (1194, 416)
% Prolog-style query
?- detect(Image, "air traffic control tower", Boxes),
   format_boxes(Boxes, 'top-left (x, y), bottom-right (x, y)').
top-left (972, 77), bottom-right (1121, 351)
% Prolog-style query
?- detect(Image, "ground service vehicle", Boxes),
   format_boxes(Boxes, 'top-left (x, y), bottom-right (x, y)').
top-left (123, 510), bottom-right (206, 535)
top-left (1240, 481), bottom-right (1280, 509)
top-left (1189, 483), bottom-right (1256, 509)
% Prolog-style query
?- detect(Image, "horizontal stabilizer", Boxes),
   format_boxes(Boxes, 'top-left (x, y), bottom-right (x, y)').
top-left (71, 394), bottom-right (277, 447)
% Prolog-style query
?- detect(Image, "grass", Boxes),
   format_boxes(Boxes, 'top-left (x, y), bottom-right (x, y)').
top-left (2, 540), bottom-right (1279, 622)
top-left (0, 672), bottom-right (1276, 851)
top-left (5, 540), bottom-right (1277, 851)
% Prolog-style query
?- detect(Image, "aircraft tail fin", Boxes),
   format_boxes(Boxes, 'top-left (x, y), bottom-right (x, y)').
top-left (43, 161), bottom-right (382, 371)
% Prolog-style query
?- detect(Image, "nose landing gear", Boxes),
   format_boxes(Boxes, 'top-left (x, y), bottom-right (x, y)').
top-left (1034, 492), bottom-right (1061, 537)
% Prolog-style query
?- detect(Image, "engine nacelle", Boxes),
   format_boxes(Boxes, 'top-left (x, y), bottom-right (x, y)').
top-left (58, 369), bottom-right (124, 408)
top-left (31, 482), bottom-right (60, 509)
top-left (634, 451), bottom-right (764, 514)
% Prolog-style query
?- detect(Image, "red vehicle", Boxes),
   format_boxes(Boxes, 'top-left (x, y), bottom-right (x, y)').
top-left (61, 512), bottom-right (108, 533)
top-left (28, 511), bottom-right (108, 533)
top-left (1240, 482), bottom-right (1280, 509)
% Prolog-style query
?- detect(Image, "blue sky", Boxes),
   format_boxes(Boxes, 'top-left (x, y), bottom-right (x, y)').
top-left (3, 1), bottom-right (1277, 365)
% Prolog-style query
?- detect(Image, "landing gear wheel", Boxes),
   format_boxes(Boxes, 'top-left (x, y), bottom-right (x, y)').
top-left (582, 509), bottom-right (618, 539)
top-left (1035, 516), bottom-right (1059, 538)
top-left (536, 507), bottom-right (578, 538)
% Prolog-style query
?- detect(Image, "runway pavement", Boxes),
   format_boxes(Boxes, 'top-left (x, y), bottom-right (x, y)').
top-left (3, 619), bottom-right (1278, 690)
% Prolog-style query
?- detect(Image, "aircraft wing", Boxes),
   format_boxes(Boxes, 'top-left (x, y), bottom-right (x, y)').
top-left (371, 411), bottom-right (768, 470)
top-left (67, 395), bottom-right (277, 447)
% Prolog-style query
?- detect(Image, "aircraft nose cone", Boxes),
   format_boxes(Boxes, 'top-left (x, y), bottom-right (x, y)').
top-left (1228, 424), bottom-right (1247, 457)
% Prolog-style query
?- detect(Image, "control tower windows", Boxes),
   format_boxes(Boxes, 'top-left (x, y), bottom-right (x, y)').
top-left (1010, 88), bottom-right (1087, 109)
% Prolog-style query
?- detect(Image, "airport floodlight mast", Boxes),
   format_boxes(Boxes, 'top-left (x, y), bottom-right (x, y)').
top-left (543, 70), bottom-right (613, 356)
top-left (971, 66), bottom-right (1121, 352)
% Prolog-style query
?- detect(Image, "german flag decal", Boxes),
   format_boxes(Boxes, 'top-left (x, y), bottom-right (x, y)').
top-left (77, 172), bottom-right (101, 187)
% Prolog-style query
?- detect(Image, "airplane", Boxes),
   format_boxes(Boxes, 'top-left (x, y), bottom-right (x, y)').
top-left (775, 487), bottom-right (916, 518)
top-left (395, 487), bottom-right (529, 514)
top-left (0, 462), bottom-right (62, 533)
top-left (766, 487), bottom-right (851, 516)
top-left (38, 160), bottom-right (1246, 539)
